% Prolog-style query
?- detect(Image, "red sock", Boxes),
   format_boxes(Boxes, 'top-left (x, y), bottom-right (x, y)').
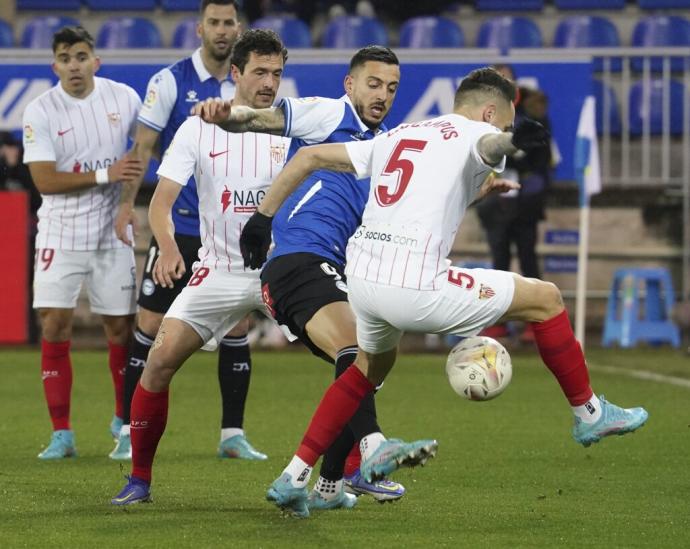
top-left (532, 310), bottom-right (593, 406)
top-left (130, 383), bottom-right (169, 484)
top-left (41, 339), bottom-right (72, 431)
top-left (344, 442), bottom-right (361, 476)
top-left (297, 365), bottom-right (375, 466)
top-left (108, 342), bottom-right (128, 419)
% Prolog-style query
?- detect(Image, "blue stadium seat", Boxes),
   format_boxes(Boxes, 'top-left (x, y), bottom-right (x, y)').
top-left (475, 0), bottom-right (544, 10)
top-left (554, 16), bottom-right (621, 71)
top-left (172, 17), bottom-right (200, 50)
top-left (399, 16), bottom-right (464, 48)
top-left (21, 16), bottom-right (80, 49)
top-left (476, 16), bottom-right (542, 52)
top-left (628, 79), bottom-right (685, 136)
top-left (252, 16), bottom-right (312, 48)
top-left (554, 0), bottom-right (625, 8)
top-left (97, 18), bottom-right (163, 49)
top-left (161, 0), bottom-right (200, 10)
top-left (593, 80), bottom-right (621, 135)
top-left (0, 19), bottom-right (13, 48)
top-left (639, 0), bottom-right (690, 8)
top-left (632, 16), bottom-right (690, 71)
top-left (17, 0), bottom-right (81, 9)
top-left (322, 16), bottom-right (388, 48)
top-left (85, 0), bottom-right (156, 9)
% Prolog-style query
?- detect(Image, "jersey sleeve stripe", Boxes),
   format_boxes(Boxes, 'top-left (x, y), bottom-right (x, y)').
top-left (281, 100), bottom-right (292, 137)
top-left (137, 116), bottom-right (164, 132)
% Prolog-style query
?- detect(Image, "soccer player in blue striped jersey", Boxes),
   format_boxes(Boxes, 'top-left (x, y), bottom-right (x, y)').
top-left (193, 46), bottom-right (407, 513)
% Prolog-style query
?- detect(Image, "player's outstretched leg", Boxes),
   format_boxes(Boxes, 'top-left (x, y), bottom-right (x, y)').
top-left (38, 429), bottom-right (77, 460)
top-left (266, 473), bottom-right (310, 518)
top-left (360, 438), bottom-right (438, 483)
top-left (572, 395), bottom-right (648, 447)
top-left (111, 475), bottom-right (151, 505)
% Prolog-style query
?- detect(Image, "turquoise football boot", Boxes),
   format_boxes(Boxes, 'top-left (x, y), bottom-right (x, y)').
top-left (573, 395), bottom-right (649, 447)
top-left (110, 415), bottom-right (123, 441)
top-left (218, 434), bottom-right (267, 460)
top-left (266, 473), bottom-right (309, 518)
top-left (307, 487), bottom-right (357, 511)
top-left (360, 438), bottom-right (438, 482)
top-left (109, 432), bottom-right (132, 460)
top-left (37, 430), bottom-right (77, 460)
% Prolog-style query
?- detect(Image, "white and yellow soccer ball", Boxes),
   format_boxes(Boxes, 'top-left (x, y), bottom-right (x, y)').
top-left (445, 336), bottom-right (512, 401)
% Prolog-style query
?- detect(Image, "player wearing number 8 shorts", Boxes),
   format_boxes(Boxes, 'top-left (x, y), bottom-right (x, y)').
top-left (111, 30), bottom-right (289, 505)
top-left (22, 26), bottom-right (144, 459)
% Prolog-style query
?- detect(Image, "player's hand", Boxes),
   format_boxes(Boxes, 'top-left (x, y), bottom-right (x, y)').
top-left (240, 212), bottom-right (273, 269)
top-left (108, 155), bottom-right (144, 184)
top-left (510, 118), bottom-right (549, 151)
top-left (191, 97), bottom-right (233, 124)
top-left (114, 203), bottom-right (139, 246)
top-left (477, 175), bottom-right (521, 200)
top-left (152, 248), bottom-right (186, 289)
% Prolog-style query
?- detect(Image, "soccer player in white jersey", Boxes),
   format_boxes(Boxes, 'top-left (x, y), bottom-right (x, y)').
top-left (240, 67), bottom-right (649, 515)
top-left (22, 26), bottom-right (144, 459)
top-left (108, 0), bottom-right (266, 464)
top-left (111, 29), bottom-right (295, 505)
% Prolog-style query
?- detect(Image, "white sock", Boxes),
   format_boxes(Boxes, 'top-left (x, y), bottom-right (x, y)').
top-left (220, 428), bottom-right (244, 443)
top-left (284, 455), bottom-right (312, 488)
top-left (572, 394), bottom-right (602, 424)
top-left (314, 476), bottom-right (343, 501)
top-left (360, 432), bottom-right (386, 461)
top-left (120, 424), bottom-right (130, 437)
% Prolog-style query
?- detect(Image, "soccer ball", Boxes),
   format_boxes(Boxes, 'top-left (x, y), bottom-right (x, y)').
top-left (445, 336), bottom-right (512, 401)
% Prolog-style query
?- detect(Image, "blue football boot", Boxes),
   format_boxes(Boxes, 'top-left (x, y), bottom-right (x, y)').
top-left (266, 473), bottom-right (309, 518)
top-left (360, 438), bottom-right (438, 482)
top-left (307, 486), bottom-right (357, 511)
top-left (573, 395), bottom-right (649, 447)
top-left (37, 430), bottom-right (77, 460)
top-left (218, 434), bottom-right (267, 460)
top-left (344, 469), bottom-right (406, 502)
top-left (111, 476), bottom-right (151, 505)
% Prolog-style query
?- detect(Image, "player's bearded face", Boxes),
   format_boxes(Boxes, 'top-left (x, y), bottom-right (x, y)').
top-left (52, 42), bottom-right (100, 99)
top-left (234, 53), bottom-right (284, 109)
top-left (347, 61), bottom-right (400, 130)
top-left (199, 4), bottom-right (240, 62)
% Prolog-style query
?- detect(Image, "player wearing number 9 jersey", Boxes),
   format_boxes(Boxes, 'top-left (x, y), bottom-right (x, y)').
top-left (22, 26), bottom-right (144, 460)
top-left (243, 68), bottom-right (649, 513)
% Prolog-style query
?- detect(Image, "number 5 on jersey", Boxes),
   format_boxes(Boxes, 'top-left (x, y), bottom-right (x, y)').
top-left (375, 139), bottom-right (427, 207)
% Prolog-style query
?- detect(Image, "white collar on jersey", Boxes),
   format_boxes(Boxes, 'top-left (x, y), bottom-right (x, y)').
top-left (192, 48), bottom-right (231, 83)
top-left (341, 94), bottom-right (384, 135)
top-left (56, 75), bottom-right (101, 104)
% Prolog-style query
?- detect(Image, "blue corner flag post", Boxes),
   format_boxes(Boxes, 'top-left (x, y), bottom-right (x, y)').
top-left (574, 96), bottom-right (602, 349)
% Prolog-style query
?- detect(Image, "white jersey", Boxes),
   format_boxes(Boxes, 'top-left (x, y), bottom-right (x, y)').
top-left (157, 116), bottom-right (290, 272)
top-left (344, 114), bottom-right (505, 290)
top-left (22, 77), bottom-right (141, 251)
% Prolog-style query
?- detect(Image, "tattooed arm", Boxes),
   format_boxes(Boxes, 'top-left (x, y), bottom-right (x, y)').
top-left (190, 98), bottom-right (286, 135)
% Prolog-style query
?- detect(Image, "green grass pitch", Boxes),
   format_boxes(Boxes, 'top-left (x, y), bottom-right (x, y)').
top-left (1, 346), bottom-right (689, 548)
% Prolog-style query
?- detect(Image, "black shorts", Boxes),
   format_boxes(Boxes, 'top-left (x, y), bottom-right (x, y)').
top-left (137, 234), bottom-right (201, 314)
top-left (260, 252), bottom-right (349, 361)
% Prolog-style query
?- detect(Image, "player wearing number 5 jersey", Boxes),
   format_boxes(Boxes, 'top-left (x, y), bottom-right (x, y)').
top-left (241, 67), bottom-right (649, 515)
top-left (112, 30), bottom-right (290, 506)
top-left (22, 26), bottom-right (144, 459)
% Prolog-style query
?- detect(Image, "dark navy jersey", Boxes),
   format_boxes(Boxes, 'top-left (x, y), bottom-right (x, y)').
top-left (270, 95), bottom-right (385, 267)
top-left (138, 49), bottom-right (234, 236)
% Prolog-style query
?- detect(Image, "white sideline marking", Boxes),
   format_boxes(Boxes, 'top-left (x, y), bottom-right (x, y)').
top-left (589, 363), bottom-right (690, 390)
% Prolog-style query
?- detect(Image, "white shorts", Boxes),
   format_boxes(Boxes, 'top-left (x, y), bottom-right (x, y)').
top-left (349, 267), bottom-right (515, 354)
top-left (165, 268), bottom-right (267, 351)
top-left (33, 248), bottom-right (137, 315)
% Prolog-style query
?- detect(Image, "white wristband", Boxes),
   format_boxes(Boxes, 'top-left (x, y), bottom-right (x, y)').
top-left (95, 168), bottom-right (109, 185)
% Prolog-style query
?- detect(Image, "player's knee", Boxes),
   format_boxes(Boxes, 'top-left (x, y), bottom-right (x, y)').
top-left (534, 280), bottom-right (564, 320)
top-left (142, 349), bottom-right (177, 389)
top-left (39, 312), bottom-right (71, 341)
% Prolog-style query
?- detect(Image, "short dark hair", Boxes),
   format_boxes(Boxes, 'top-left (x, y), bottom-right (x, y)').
top-left (52, 26), bottom-right (94, 53)
top-left (230, 28), bottom-right (288, 73)
top-left (349, 45), bottom-right (399, 73)
top-left (200, 0), bottom-right (239, 14)
top-left (454, 67), bottom-right (516, 108)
